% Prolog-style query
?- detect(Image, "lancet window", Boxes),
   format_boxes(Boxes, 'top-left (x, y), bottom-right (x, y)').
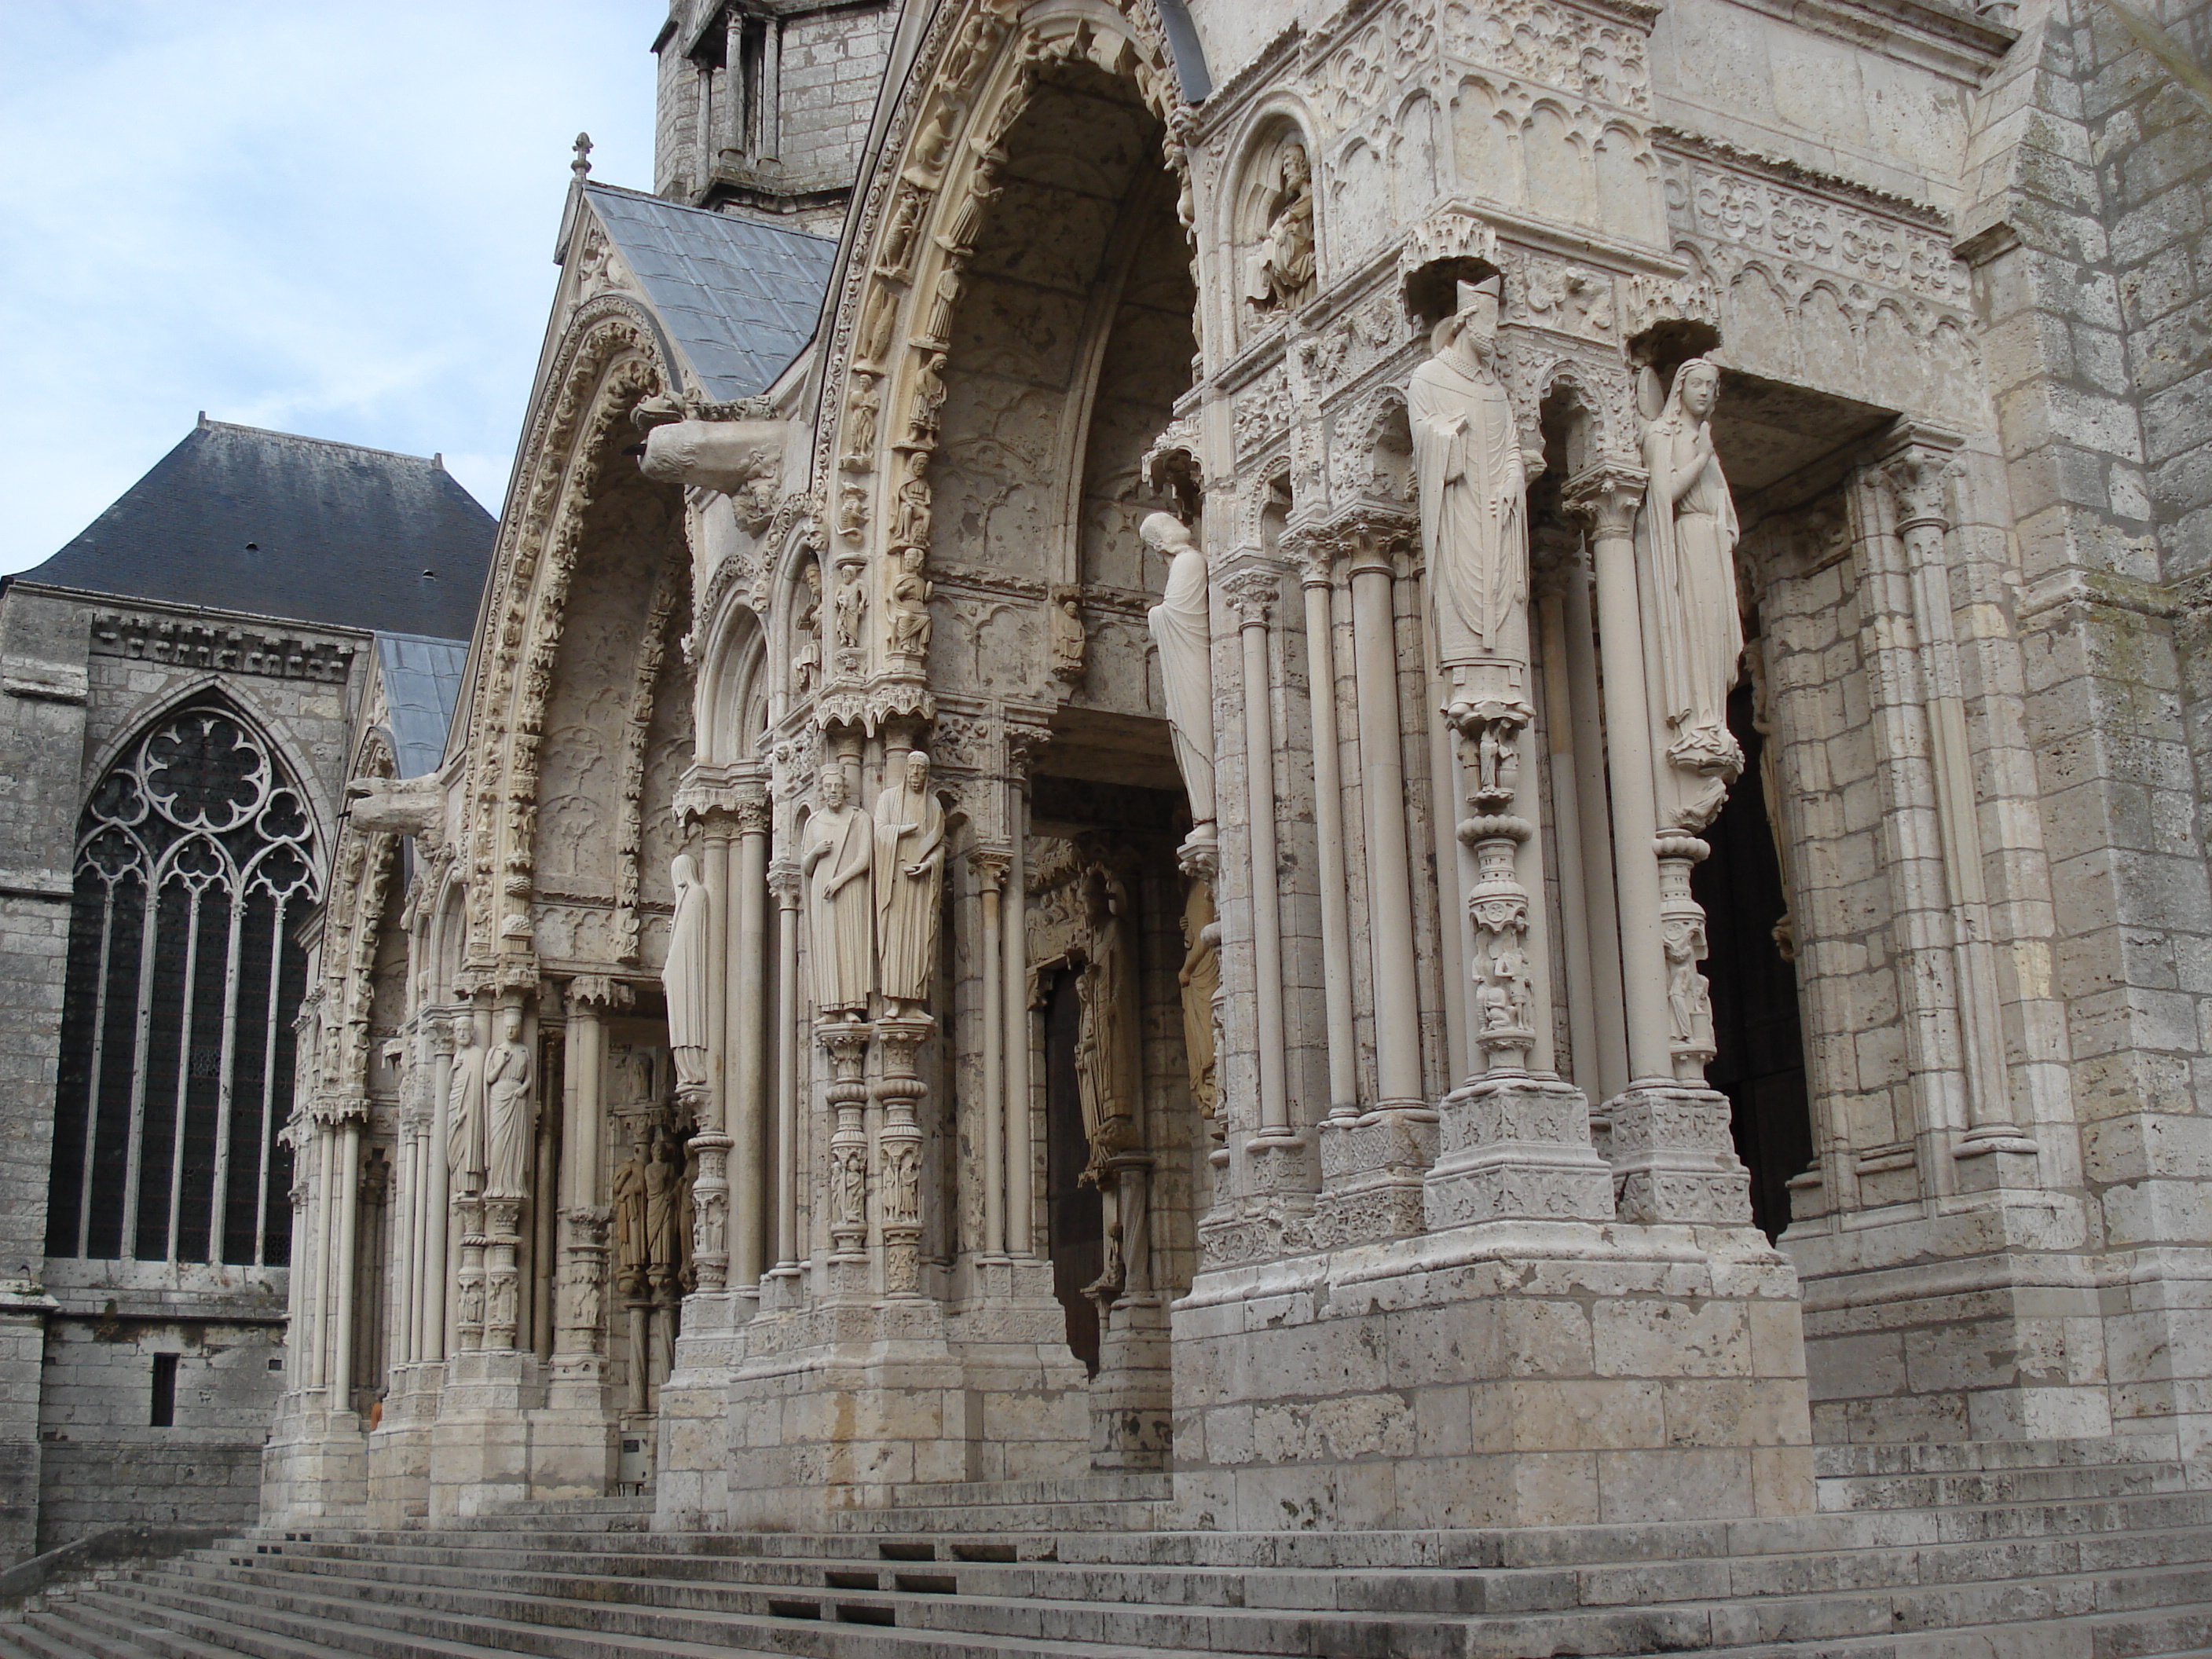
top-left (45, 701), bottom-right (316, 1266)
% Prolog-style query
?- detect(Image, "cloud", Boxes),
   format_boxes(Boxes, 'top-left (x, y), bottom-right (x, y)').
top-left (0, 0), bottom-right (664, 571)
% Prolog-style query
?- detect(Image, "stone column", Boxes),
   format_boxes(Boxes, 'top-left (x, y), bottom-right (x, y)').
top-left (423, 1015), bottom-right (453, 1363)
top-left (1875, 437), bottom-right (2037, 1177)
top-left (555, 978), bottom-right (624, 1380)
top-left (1003, 730), bottom-right (1044, 1258)
top-left (822, 1021), bottom-right (872, 1292)
top-left (768, 859), bottom-right (804, 1276)
top-left (971, 847), bottom-right (1011, 1261)
top-left (1563, 467), bottom-right (1672, 1084)
top-left (1293, 541), bottom-right (1358, 1115)
top-left (1555, 545), bottom-right (1629, 1102)
top-left (1536, 559), bottom-right (1604, 1099)
top-left (874, 1016), bottom-right (929, 1296)
top-left (1225, 569), bottom-right (1293, 1148)
top-left (1346, 529), bottom-right (1426, 1109)
top-left (731, 788), bottom-right (772, 1291)
top-left (393, 1111), bottom-right (419, 1372)
top-left (328, 1112), bottom-right (364, 1411)
top-left (690, 819), bottom-right (734, 1295)
top-left (1566, 467), bottom-right (1753, 1228)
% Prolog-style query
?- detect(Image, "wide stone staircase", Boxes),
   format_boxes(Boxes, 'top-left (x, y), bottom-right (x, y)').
top-left (5, 1443), bottom-right (2212, 1658)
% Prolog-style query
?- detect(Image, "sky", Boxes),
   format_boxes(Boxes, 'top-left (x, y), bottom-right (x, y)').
top-left (0, 2), bottom-right (666, 573)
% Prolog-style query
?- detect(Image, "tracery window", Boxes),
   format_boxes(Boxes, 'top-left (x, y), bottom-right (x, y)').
top-left (45, 701), bottom-right (316, 1265)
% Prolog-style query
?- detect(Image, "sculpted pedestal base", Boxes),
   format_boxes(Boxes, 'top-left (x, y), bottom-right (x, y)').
top-left (658, 1264), bottom-right (1089, 1531)
top-left (259, 1393), bottom-right (369, 1528)
top-left (427, 1350), bottom-right (542, 1520)
top-left (1170, 1220), bottom-right (1815, 1532)
top-left (364, 1361), bottom-right (445, 1525)
top-left (1090, 1293), bottom-right (1170, 1470)
top-left (1314, 1109), bottom-right (1440, 1248)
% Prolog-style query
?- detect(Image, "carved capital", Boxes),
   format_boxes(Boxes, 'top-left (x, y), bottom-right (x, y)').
top-left (1561, 464), bottom-right (1650, 540)
top-left (968, 844), bottom-right (1013, 888)
top-left (767, 858), bottom-right (804, 904)
top-left (734, 784), bottom-right (771, 838)
top-left (568, 974), bottom-right (634, 1013)
top-left (1221, 567), bottom-right (1283, 628)
top-left (1874, 427), bottom-right (1964, 536)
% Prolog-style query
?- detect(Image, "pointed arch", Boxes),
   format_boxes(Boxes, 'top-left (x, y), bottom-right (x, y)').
top-left (48, 694), bottom-right (320, 1267)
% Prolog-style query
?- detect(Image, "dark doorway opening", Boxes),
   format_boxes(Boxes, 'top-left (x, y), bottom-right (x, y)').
top-left (1043, 967), bottom-right (1102, 1374)
top-left (1694, 683), bottom-right (1814, 1239)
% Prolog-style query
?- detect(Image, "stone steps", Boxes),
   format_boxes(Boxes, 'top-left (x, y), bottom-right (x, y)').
top-left (150, 1544), bottom-right (2212, 1657)
top-left (230, 1509), bottom-right (2212, 1616)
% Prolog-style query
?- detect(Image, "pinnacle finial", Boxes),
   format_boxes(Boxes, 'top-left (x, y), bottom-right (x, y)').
top-left (572, 133), bottom-right (593, 181)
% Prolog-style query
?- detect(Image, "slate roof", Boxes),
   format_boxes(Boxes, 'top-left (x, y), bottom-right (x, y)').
top-left (374, 632), bottom-right (470, 778)
top-left (585, 183), bottom-right (837, 399)
top-left (17, 419), bottom-right (496, 639)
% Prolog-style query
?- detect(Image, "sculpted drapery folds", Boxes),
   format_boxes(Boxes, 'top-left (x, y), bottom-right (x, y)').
top-left (1077, 864), bottom-right (1140, 1181)
top-left (1410, 277), bottom-right (1532, 740)
top-left (482, 1005), bottom-right (536, 1199)
top-left (804, 766), bottom-right (875, 1020)
top-left (874, 751), bottom-right (946, 1015)
top-left (1638, 357), bottom-right (1744, 803)
top-left (446, 1016), bottom-right (487, 1191)
top-left (1247, 141), bottom-right (1317, 313)
top-left (1143, 512), bottom-right (1217, 843)
top-left (664, 853), bottom-right (712, 1090)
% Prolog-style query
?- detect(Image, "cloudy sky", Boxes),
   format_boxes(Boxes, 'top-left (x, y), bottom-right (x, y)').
top-left (0, 2), bottom-right (667, 573)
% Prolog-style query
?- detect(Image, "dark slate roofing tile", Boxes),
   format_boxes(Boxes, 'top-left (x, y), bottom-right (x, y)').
top-left (374, 631), bottom-right (469, 778)
top-left (584, 183), bottom-right (837, 399)
top-left (16, 419), bottom-right (496, 639)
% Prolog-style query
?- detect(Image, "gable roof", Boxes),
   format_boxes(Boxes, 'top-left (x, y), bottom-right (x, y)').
top-left (584, 183), bottom-right (837, 399)
top-left (374, 632), bottom-right (470, 778)
top-left (17, 419), bottom-right (496, 639)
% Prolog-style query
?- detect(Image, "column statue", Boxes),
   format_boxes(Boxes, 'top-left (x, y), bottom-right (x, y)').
top-left (1177, 877), bottom-right (1220, 1119)
top-left (1637, 357), bottom-right (1744, 800)
top-left (610, 1122), bottom-right (649, 1278)
top-left (1409, 275), bottom-right (1530, 749)
top-left (445, 1016), bottom-right (486, 1192)
top-left (482, 1006), bottom-right (535, 1199)
top-left (1076, 863), bottom-right (1139, 1181)
top-left (644, 1124), bottom-right (682, 1271)
top-left (802, 766), bottom-right (874, 1020)
top-left (873, 750), bottom-right (946, 1016)
top-left (664, 854), bottom-right (712, 1091)
top-left (1142, 513), bottom-right (1217, 851)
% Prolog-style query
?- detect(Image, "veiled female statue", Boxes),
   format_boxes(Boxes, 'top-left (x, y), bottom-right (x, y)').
top-left (1636, 358), bottom-right (1744, 787)
top-left (445, 1015), bottom-right (486, 1191)
top-left (482, 1006), bottom-right (535, 1199)
top-left (803, 766), bottom-right (874, 1019)
top-left (873, 750), bottom-right (946, 1015)
top-left (664, 854), bottom-right (711, 1090)
top-left (1142, 513), bottom-right (1216, 840)
top-left (1409, 276), bottom-right (1530, 734)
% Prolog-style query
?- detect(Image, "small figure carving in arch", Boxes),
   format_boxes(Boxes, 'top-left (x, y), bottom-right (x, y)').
top-left (1243, 127), bottom-right (1317, 318)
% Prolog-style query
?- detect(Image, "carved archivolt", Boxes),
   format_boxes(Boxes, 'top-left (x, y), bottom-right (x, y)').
top-left (612, 557), bottom-right (687, 965)
top-left (814, 0), bottom-right (1194, 720)
top-left (456, 303), bottom-right (674, 972)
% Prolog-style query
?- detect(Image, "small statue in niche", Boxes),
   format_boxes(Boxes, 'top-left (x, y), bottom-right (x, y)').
top-left (445, 1014), bottom-right (486, 1192)
top-left (833, 562), bottom-right (866, 653)
top-left (888, 547), bottom-right (933, 662)
top-left (1665, 917), bottom-right (1716, 1049)
top-left (1049, 588), bottom-right (1086, 686)
top-left (836, 484), bottom-right (868, 543)
top-left (890, 451), bottom-right (932, 551)
top-left (906, 356), bottom-right (947, 448)
top-left (611, 1121), bottom-right (650, 1276)
top-left (645, 1123), bottom-right (684, 1272)
top-left (804, 764), bottom-right (876, 1020)
top-left (841, 375), bottom-right (881, 470)
top-left (482, 1005), bottom-right (535, 1199)
top-left (664, 854), bottom-right (712, 1093)
top-left (1245, 141), bottom-right (1317, 314)
top-left (794, 561), bottom-right (823, 695)
top-left (1635, 357), bottom-right (1744, 792)
top-left (873, 749), bottom-right (946, 1016)
top-left (877, 185), bottom-right (925, 280)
